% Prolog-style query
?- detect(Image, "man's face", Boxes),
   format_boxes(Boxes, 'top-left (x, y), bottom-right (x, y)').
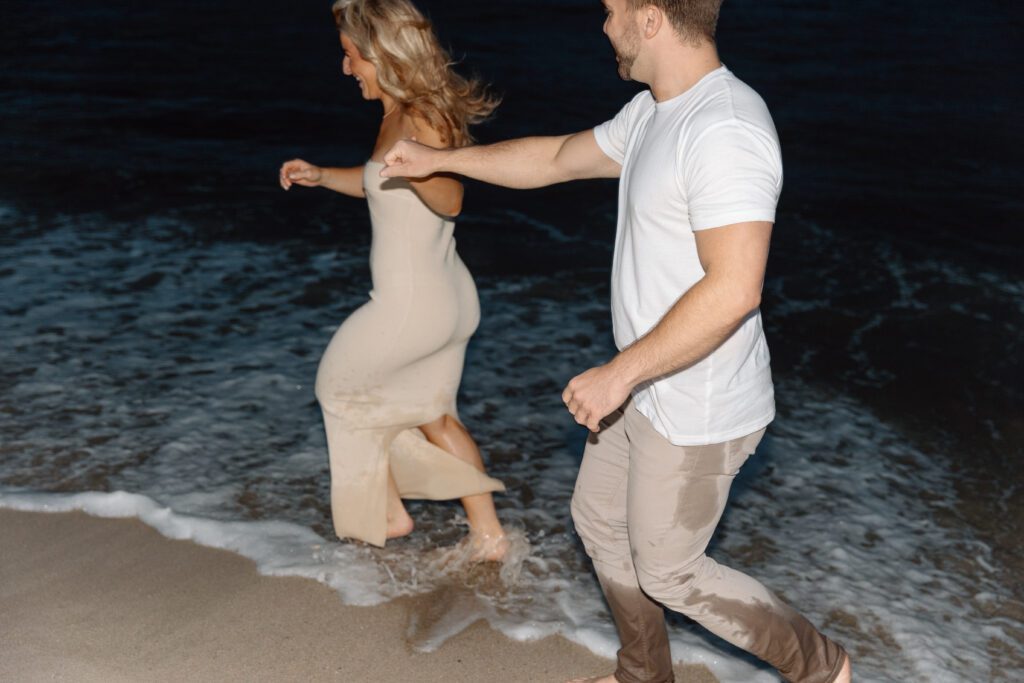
top-left (602, 0), bottom-right (642, 81)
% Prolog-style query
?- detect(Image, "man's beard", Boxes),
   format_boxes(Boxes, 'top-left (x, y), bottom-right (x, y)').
top-left (615, 51), bottom-right (634, 80)
top-left (613, 26), bottom-right (641, 80)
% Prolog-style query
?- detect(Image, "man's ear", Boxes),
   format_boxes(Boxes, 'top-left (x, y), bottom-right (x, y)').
top-left (643, 5), bottom-right (663, 39)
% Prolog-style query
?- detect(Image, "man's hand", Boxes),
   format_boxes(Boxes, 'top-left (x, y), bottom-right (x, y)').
top-left (562, 362), bottom-right (633, 432)
top-left (381, 139), bottom-right (445, 179)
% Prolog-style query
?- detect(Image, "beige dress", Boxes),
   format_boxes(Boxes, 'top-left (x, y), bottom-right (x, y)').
top-left (314, 160), bottom-right (504, 547)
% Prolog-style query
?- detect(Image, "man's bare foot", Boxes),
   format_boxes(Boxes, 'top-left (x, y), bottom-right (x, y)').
top-left (386, 509), bottom-right (414, 539)
top-left (569, 653), bottom-right (846, 683)
top-left (834, 653), bottom-right (852, 683)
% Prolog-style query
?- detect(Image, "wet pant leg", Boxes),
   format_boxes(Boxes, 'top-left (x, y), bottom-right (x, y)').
top-left (571, 404), bottom-right (674, 683)
top-left (572, 401), bottom-right (847, 683)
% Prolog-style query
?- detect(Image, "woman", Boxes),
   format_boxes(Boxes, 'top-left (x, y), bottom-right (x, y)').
top-left (278, 0), bottom-right (510, 558)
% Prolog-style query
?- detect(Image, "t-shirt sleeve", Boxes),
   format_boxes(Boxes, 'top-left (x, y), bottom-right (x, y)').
top-left (683, 122), bottom-right (783, 231)
top-left (593, 92), bottom-right (649, 165)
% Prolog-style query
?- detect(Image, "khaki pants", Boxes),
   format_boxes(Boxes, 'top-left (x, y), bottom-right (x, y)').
top-left (571, 401), bottom-right (847, 683)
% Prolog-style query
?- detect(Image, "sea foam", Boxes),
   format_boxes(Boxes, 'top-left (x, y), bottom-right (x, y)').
top-left (1, 210), bottom-right (1021, 681)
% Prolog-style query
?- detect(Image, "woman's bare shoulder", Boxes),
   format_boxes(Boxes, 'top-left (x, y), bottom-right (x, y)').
top-left (403, 111), bottom-right (447, 148)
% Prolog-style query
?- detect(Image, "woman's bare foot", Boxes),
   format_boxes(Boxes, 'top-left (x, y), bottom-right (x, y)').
top-left (385, 502), bottom-right (414, 539)
top-left (428, 527), bottom-right (529, 584)
top-left (566, 675), bottom-right (616, 683)
top-left (384, 469), bottom-right (413, 539)
top-left (463, 529), bottom-right (510, 562)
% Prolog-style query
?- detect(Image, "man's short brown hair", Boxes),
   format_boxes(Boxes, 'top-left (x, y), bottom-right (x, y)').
top-left (628, 0), bottom-right (723, 43)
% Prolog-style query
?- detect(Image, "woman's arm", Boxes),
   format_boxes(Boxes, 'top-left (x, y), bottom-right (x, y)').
top-left (402, 118), bottom-right (464, 217)
top-left (279, 159), bottom-right (366, 198)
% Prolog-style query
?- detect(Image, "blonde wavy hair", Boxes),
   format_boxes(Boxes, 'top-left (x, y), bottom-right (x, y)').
top-left (332, 0), bottom-right (499, 147)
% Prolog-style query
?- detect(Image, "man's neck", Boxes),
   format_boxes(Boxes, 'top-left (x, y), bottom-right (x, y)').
top-left (647, 42), bottom-right (722, 103)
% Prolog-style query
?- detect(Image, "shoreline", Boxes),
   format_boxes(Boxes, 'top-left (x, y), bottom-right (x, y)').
top-left (0, 508), bottom-right (719, 682)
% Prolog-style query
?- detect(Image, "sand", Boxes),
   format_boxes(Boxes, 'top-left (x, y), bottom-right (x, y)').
top-left (0, 509), bottom-right (720, 682)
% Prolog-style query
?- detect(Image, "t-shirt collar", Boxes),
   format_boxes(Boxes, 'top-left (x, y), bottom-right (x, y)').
top-left (653, 64), bottom-right (729, 111)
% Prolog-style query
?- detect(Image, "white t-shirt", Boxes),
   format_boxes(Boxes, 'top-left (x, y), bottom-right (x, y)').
top-left (593, 65), bottom-right (782, 446)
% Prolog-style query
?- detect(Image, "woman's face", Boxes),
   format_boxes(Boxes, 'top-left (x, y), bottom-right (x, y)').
top-left (340, 33), bottom-right (382, 100)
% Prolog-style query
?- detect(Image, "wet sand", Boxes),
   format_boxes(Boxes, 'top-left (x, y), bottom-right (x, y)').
top-left (0, 509), bottom-right (719, 683)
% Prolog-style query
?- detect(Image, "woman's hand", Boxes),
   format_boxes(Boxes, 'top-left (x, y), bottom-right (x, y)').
top-left (279, 159), bottom-right (323, 190)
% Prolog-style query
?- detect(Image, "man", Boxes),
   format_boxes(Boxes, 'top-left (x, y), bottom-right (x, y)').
top-left (381, 1), bottom-right (851, 681)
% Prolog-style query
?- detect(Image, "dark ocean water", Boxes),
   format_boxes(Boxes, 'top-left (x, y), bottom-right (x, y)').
top-left (2, 1), bottom-right (1022, 680)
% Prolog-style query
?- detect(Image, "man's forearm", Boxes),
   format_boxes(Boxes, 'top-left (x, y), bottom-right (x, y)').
top-left (441, 136), bottom-right (573, 189)
top-left (559, 274), bottom-right (760, 433)
top-left (612, 275), bottom-right (760, 388)
top-left (384, 129), bottom-right (616, 187)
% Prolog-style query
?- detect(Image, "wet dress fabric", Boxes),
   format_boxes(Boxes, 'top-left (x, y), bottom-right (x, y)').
top-left (315, 161), bottom-right (503, 547)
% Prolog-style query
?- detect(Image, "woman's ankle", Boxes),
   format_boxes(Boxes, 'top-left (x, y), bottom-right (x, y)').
top-left (464, 527), bottom-right (509, 561)
top-left (386, 509), bottom-right (414, 539)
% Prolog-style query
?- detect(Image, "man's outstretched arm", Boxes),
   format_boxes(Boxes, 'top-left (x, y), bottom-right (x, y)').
top-left (381, 130), bottom-right (620, 188)
top-left (562, 220), bottom-right (774, 431)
